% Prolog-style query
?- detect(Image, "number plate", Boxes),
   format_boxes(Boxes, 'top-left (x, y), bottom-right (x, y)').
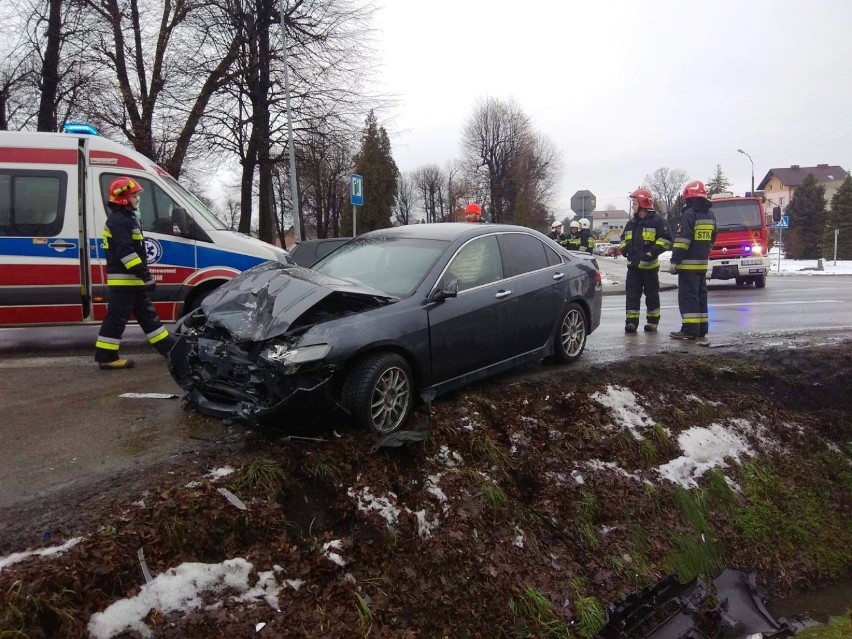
top-left (741, 259), bottom-right (763, 266)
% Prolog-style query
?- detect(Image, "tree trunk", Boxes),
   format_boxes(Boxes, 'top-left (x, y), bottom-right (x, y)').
top-left (37, 0), bottom-right (63, 131)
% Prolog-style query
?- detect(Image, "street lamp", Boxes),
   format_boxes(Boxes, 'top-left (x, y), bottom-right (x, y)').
top-left (737, 148), bottom-right (755, 195)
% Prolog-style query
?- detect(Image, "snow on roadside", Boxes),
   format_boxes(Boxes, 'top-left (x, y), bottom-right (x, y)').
top-left (205, 466), bottom-right (235, 481)
top-left (87, 558), bottom-right (292, 639)
top-left (657, 422), bottom-right (755, 488)
top-left (590, 385), bottom-right (656, 439)
top-left (0, 537), bottom-right (83, 572)
top-left (348, 483), bottom-right (444, 539)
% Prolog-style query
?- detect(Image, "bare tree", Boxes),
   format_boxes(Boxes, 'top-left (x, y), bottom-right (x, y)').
top-left (394, 172), bottom-right (417, 226)
top-left (644, 167), bottom-right (689, 215)
top-left (461, 96), bottom-right (560, 224)
top-left (413, 164), bottom-right (446, 223)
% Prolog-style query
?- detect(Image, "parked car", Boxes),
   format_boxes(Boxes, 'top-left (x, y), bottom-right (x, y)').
top-left (288, 237), bottom-right (351, 267)
top-left (606, 245), bottom-right (622, 257)
top-left (168, 223), bottom-right (602, 435)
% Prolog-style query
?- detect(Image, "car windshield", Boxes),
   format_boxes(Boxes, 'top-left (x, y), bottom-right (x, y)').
top-left (312, 236), bottom-right (450, 297)
top-left (712, 200), bottom-right (763, 231)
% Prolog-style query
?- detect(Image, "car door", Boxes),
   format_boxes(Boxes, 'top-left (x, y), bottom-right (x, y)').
top-left (427, 235), bottom-right (514, 384)
top-left (497, 232), bottom-right (566, 356)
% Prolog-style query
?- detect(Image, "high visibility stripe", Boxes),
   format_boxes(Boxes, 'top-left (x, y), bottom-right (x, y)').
top-left (147, 327), bottom-right (170, 344)
top-left (96, 335), bottom-right (121, 346)
top-left (677, 264), bottom-right (708, 271)
top-left (638, 260), bottom-right (659, 269)
top-left (95, 340), bottom-right (120, 351)
top-left (623, 231), bottom-right (633, 239)
top-left (641, 229), bottom-right (657, 240)
top-left (682, 317), bottom-right (702, 324)
top-left (647, 309), bottom-right (661, 318)
top-left (131, 233), bottom-right (143, 240)
top-left (121, 252), bottom-right (139, 265)
top-left (656, 238), bottom-right (672, 249)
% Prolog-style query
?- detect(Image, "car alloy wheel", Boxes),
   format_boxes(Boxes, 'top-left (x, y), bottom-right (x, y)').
top-left (554, 302), bottom-right (587, 363)
top-left (343, 352), bottom-right (413, 434)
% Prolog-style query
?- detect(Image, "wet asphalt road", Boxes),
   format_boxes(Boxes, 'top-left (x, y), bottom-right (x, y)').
top-left (1, 274), bottom-right (851, 511)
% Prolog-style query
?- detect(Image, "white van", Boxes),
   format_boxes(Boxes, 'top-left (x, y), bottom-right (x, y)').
top-left (0, 127), bottom-right (291, 327)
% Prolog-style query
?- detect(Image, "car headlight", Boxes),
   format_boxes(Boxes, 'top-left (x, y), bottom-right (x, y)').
top-left (750, 245), bottom-right (763, 255)
top-left (261, 343), bottom-right (331, 365)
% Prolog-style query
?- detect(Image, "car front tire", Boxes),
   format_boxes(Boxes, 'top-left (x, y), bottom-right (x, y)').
top-left (554, 302), bottom-right (587, 363)
top-left (343, 352), bottom-right (413, 435)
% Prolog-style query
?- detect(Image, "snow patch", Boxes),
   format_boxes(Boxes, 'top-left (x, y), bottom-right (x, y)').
top-left (205, 466), bottom-right (235, 481)
top-left (322, 540), bottom-right (347, 567)
top-left (591, 385), bottom-right (655, 439)
top-left (657, 422), bottom-right (755, 488)
top-left (0, 537), bottom-right (83, 572)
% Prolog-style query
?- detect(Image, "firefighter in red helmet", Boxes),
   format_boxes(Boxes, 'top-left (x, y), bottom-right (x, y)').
top-left (94, 176), bottom-right (175, 369)
top-left (669, 180), bottom-right (717, 340)
top-left (620, 188), bottom-right (672, 332)
top-left (464, 202), bottom-right (486, 223)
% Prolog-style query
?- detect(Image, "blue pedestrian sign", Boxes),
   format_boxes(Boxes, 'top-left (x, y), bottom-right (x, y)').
top-left (775, 215), bottom-right (789, 229)
top-left (350, 174), bottom-right (364, 206)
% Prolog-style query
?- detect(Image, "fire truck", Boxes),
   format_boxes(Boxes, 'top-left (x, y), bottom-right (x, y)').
top-left (706, 194), bottom-right (771, 288)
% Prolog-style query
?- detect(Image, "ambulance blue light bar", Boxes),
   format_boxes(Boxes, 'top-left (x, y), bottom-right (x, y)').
top-left (62, 122), bottom-right (99, 135)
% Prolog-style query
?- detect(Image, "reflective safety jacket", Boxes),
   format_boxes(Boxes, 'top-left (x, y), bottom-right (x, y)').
top-left (671, 203), bottom-right (717, 272)
top-left (564, 232), bottom-right (583, 251)
top-left (620, 209), bottom-right (672, 270)
top-left (547, 231), bottom-right (567, 244)
top-left (579, 229), bottom-right (594, 254)
top-left (102, 205), bottom-right (152, 287)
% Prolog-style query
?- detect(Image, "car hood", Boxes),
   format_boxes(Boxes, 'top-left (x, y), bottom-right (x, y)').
top-left (196, 262), bottom-right (396, 342)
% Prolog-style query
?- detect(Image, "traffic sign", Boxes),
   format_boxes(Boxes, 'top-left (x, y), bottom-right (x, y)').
top-left (570, 190), bottom-right (596, 216)
top-left (775, 215), bottom-right (789, 229)
top-left (350, 174), bottom-right (364, 206)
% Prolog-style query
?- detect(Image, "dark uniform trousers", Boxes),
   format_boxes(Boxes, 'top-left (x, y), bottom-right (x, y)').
top-left (625, 268), bottom-right (661, 328)
top-left (677, 272), bottom-right (709, 336)
top-left (95, 288), bottom-right (174, 363)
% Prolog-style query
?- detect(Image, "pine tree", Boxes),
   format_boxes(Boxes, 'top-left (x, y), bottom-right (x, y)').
top-left (785, 174), bottom-right (826, 259)
top-left (826, 174), bottom-right (852, 259)
top-left (706, 164), bottom-right (732, 196)
top-left (343, 111), bottom-right (399, 234)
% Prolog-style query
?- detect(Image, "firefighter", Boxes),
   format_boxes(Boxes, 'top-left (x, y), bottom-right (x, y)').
top-left (564, 220), bottom-right (583, 251)
top-left (577, 217), bottom-right (595, 254)
top-left (547, 220), bottom-right (567, 244)
top-left (620, 188), bottom-right (672, 332)
top-left (669, 180), bottom-right (717, 340)
top-left (94, 177), bottom-right (175, 369)
top-left (464, 202), bottom-right (486, 223)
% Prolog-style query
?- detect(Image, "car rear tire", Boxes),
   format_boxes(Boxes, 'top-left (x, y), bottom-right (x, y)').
top-left (343, 352), bottom-right (413, 435)
top-left (753, 274), bottom-right (766, 288)
top-left (553, 302), bottom-right (587, 363)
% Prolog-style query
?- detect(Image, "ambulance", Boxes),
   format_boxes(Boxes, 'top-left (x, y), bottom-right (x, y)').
top-left (0, 125), bottom-right (292, 326)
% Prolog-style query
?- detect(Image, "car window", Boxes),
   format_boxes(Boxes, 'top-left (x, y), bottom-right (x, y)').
top-left (446, 235), bottom-right (503, 292)
top-left (100, 173), bottom-right (181, 236)
top-left (315, 239), bottom-right (348, 259)
top-left (544, 242), bottom-right (563, 266)
top-left (497, 232), bottom-right (550, 277)
top-left (0, 170), bottom-right (66, 237)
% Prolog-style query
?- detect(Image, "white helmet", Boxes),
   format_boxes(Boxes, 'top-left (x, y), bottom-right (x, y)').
top-left (578, 218), bottom-right (590, 230)
top-left (569, 221), bottom-right (580, 230)
top-left (551, 220), bottom-right (562, 230)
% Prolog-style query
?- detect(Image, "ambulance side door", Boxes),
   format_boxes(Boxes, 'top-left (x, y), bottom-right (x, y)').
top-left (0, 156), bottom-right (85, 325)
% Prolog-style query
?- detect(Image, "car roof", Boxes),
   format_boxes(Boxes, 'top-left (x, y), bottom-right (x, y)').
top-left (359, 223), bottom-right (543, 242)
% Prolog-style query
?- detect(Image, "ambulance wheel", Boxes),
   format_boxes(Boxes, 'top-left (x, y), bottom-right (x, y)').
top-left (753, 274), bottom-right (766, 288)
top-left (185, 285), bottom-right (218, 314)
top-left (554, 302), bottom-right (587, 364)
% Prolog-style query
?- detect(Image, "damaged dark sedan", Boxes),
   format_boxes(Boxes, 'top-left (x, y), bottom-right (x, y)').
top-left (168, 223), bottom-right (602, 434)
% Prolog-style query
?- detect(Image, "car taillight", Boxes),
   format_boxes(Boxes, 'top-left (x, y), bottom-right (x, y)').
top-left (595, 270), bottom-right (602, 285)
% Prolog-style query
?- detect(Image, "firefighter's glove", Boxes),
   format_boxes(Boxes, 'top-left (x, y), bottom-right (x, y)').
top-left (668, 263), bottom-right (678, 274)
top-left (144, 276), bottom-right (157, 291)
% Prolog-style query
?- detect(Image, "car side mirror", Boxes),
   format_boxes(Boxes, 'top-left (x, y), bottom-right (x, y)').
top-left (431, 278), bottom-right (459, 302)
top-left (772, 206), bottom-right (782, 223)
top-left (172, 207), bottom-right (192, 235)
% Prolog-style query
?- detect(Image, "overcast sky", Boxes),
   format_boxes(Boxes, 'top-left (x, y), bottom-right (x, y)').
top-left (372, 0), bottom-right (852, 214)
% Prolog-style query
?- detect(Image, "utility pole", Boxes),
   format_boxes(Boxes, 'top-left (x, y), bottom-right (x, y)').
top-left (278, 0), bottom-right (301, 242)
